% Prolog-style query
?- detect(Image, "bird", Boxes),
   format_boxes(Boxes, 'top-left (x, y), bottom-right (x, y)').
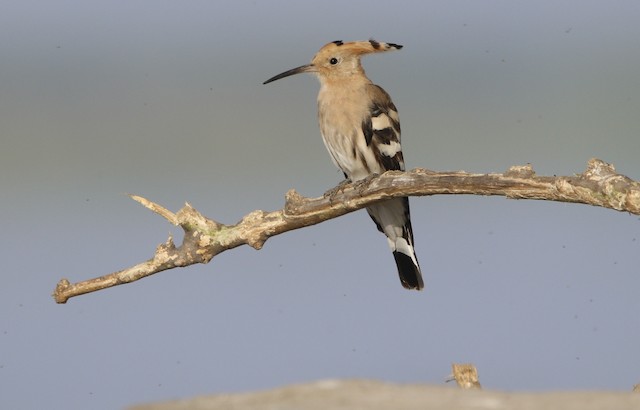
top-left (263, 39), bottom-right (423, 290)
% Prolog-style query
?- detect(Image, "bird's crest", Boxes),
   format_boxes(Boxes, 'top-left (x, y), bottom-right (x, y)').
top-left (317, 39), bottom-right (403, 57)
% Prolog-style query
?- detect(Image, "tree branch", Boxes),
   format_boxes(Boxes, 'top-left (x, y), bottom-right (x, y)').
top-left (53, 158), bottom-right (639, 303)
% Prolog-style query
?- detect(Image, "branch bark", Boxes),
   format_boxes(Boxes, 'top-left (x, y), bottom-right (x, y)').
top-left (53, 158), bottom-right (640, 303)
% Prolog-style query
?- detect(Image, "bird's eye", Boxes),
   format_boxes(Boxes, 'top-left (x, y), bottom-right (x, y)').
top-left (330, 57), bottom-right (338, 65)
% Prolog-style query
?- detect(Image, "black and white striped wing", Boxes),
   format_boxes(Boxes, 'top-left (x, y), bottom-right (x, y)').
top-left (361, 84), bottom-right (424, 290)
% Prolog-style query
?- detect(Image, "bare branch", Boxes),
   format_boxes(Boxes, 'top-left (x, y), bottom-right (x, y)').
top-left (52, 158), bottom-right (639, 303)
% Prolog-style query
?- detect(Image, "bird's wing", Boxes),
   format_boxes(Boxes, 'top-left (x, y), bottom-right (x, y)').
top-left (361, 84), bottom-right (405, 173)
top-left (361, 84), bottom-right (423, 290)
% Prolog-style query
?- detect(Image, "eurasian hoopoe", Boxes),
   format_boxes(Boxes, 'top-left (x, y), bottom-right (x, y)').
top-left (264, 39), bottom-right (423, 290)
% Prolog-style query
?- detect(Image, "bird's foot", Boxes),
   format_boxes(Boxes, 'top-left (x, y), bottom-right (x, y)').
top-left (352, 173), bottom-right (379, 194)
top-left (323, 179), bottom-right (352, 202)
top-left (323, 174), bottom-right (379, 202)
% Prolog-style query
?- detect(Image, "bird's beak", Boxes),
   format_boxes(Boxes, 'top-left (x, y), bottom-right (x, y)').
top-left (263, 64), bottom-right (315, 84)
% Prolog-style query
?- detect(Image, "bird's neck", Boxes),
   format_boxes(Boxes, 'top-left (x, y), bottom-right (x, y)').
top-left (318, 74), bottom-right (371, 94)
top-left (317, 75), bottom-right (373, 123)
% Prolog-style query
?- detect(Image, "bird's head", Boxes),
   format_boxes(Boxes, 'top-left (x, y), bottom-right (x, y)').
top-left (263, 39), bottom-right (402, 85)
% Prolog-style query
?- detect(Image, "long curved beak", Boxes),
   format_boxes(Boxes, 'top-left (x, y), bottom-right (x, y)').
top-left (263, 64), bottom-right (315, 84)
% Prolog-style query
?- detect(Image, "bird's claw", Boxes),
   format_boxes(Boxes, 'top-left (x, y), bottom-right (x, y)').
top-left (352, 173), bottom-right (379, 194)
top-left (323, 179), bottom-right (352, 202)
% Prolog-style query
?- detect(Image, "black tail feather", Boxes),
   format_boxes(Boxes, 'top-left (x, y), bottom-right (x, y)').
top-left (393, 251), bottom-right (424, 290)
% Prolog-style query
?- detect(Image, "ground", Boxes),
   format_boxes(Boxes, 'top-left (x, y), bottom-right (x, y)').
top-left (130, 379), bottom-right (640, 410)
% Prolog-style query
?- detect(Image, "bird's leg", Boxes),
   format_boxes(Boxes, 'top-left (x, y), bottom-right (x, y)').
top-left (323, 173), bottom-right (381, 201)
top-left (352, 173), bottom-right (379, 195)
top-left (323, 178), bottom-right (352, 201)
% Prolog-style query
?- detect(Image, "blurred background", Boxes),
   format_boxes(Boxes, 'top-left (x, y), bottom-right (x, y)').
top-left (1, 1), bottom-right (639, 409)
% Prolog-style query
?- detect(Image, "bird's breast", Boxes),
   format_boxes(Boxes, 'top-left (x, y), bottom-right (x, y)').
top-left (316, 86), bottom-right (380, 180)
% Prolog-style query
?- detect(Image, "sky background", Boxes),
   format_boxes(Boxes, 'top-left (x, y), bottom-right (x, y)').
top-left (2, 1), bottom-right (640, 409)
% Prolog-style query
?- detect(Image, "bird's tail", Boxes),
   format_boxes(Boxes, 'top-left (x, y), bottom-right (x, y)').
top-left (367, 197), bottom-right (424, 290)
